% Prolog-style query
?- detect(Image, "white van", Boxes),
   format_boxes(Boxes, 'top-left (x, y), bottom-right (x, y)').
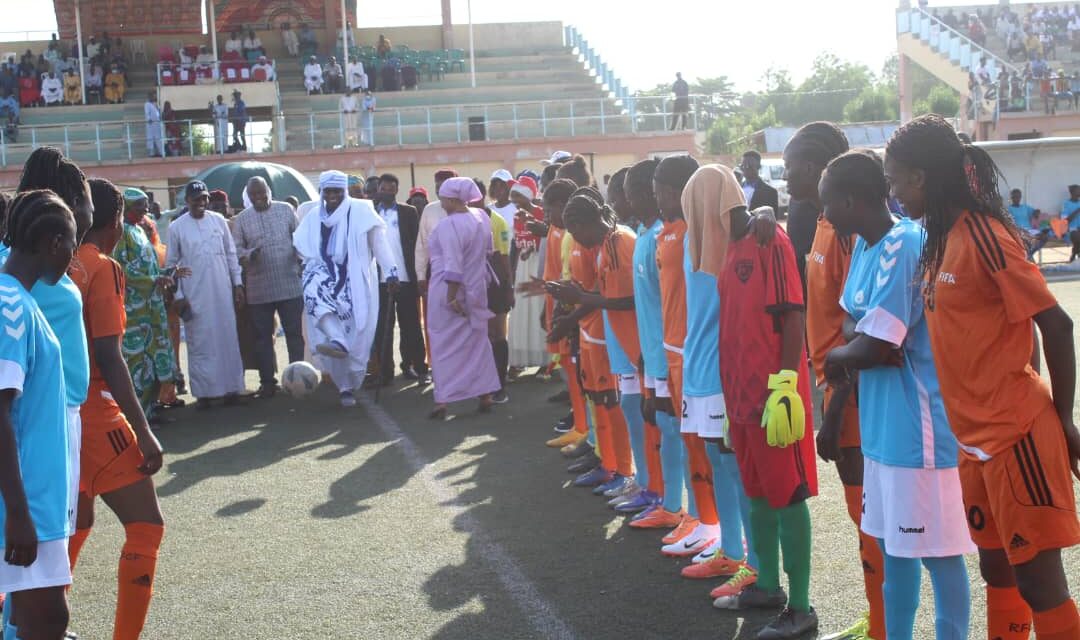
top-left (760, 159), bottom-right (790, 215)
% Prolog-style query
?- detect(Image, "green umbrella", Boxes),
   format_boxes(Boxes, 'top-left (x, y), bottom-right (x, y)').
top-left (193, 161), bottom-right (317, 212)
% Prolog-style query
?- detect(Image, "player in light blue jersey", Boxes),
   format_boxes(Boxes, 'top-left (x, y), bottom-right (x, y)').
top-left (819, 150), bottom-right (974, 640)
top-left (0, 190), bottom-right (78, 640)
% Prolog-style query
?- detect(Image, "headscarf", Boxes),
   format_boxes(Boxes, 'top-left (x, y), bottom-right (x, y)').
top-left (682, 164), bottom-right (745, 277)
top-left (347, 174), bottom-right (363, 187)
top-left (123, 187), bottom-right (147, 206)
top-left (438, 177), bottom-right (481, 205)
top-left (319, 170), bottom-right (351, 264)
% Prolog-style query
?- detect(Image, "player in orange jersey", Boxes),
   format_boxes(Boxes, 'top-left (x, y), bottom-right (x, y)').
top-left (68, 180), bottom-right (166, 640)
top-left (886, 114), bottom-right (1080, 640)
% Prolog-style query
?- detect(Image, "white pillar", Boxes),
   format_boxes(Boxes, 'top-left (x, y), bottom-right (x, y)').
top-left (208, 0), bottom-right (219, 62)
top-left (74, 0), bottom-right (86, 104)
top-left (467, 0), bottom-right (476, 89)
top-left (341, 0), bottom-right (349, 61)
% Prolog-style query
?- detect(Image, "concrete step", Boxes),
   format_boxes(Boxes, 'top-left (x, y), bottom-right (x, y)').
top-left (279, 84), bottom-right (603, 111)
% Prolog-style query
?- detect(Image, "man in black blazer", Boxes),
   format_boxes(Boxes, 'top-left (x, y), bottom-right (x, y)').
top-left (739, 150), bottom-right (779, 213)
top-left (370, 173), bottom-right (428, 385)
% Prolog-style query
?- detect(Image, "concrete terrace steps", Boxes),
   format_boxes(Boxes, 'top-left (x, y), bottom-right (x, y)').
top-left (278, 84), bottom-right (604, 112)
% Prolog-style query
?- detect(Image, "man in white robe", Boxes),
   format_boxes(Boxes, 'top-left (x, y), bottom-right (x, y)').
top-left (166, 180), bottom-right (247, 408)
top-left (293, 170), bottom-right (400, 407)
top-left (41, 72), bottom-right (63, 105)
top-left (304, 56), bottom-right (323, 94)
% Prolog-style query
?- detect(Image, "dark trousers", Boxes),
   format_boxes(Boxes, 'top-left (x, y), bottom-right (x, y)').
top-left (232, 119), bottom-right (246, 148)
top-left (373, 281), bottom-right (427, 380)
top-left (249, 296), bottom-right (305, 386)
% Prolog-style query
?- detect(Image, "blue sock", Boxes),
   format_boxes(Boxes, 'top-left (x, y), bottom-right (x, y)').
top-left (3, 593), bottom-right (16, 640)
top-left (725, 455), bottom-right (758, 569)
top-left (881, 542), bottom-right (921, 640)
top-left (682, 436), bottom-right (697, 518)
top-left (656, 410), bottom-right (685, 513)
top-left (705, 443), bottom-right (746, 561)
top-left (585, 399), bottom-right (597, 448)
top-left (923, 555), bottom-right (970, 640)
top-left (620, 392), bottom-right (648, 488)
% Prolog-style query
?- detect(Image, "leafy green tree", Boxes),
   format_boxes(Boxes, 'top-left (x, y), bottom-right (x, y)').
top-left (914, 84), bottom-right (961, 117)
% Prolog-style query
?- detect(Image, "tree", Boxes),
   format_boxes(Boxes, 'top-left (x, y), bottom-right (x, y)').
top-left (914, 84), bottom-right (961, 117)
top-left (790, 53), bottom-right (873, 124)
top-left (843, 85), bottom-right (899, 122)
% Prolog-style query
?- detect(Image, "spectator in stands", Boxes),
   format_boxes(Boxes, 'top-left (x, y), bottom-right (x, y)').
top-left (1008, 188), bottom-right (1049, 259)
top-left (340, 88), bottom-right (359, 146)
top-left (281, 23), bottom-right (300, 57)
top-left (361, 90), bottom-right (376, 145)
top-left (196, 45), bottom-right (215, 65)
top-left (86, 37), bottom-right (101, 61)
top-left (1071, 72), bottom-right (1080, 108)
top-left (377, 34), bottom-right (392, 59)
top-left (0, 89), bottom-right (18, 124)
top-left (104, 63), bottom-right (125, 103)
top-left (1025, 29), bottom-right (1044, 58)
top-left (196, 47), bottom-right (216, 85)
top-left (40, 71), bottom-right (62, 106)
top-left (243, 30), bottom-right (264, 59)
top-left (347, 56), bottom-right (368, 92)
top-left (1007, 28), bottom-right (1026, 60)
top-left (252, 56), bottom-right (275, 81)
top-left (145, 91), bottom-right (163, 157)
top-left (85, 64), bottom-right (103, 104)
top-left (179, 46), bottom-right (195, 67)
top-left (300, 24), bottom-right (318, 53)
top-left (43, 42), bottom-right (60, 73)
top-left (1063, 184), bottom-right (1080, 261)
top-left (225, 31), bottom-right (243, 56)
top-left (323, 56), bottom-right (343, 93)
top-left (17, 50), bottom-right (34, 76)
top-left (1070, 13), bottom-right (1080, 45)
top-left (670, 72), bottom-right (690, 130)
top-left (231, 90), bottom-right (248, 151)
top-left (0, 66), bottom-right (17, 100)
top-left (211, 94), bottom-right (229, 153)
top-left (968, 13), bottom-right (987, 45)
top-left (942, 8), bottom-right (959, 29)
top-left (975, 56), bottom-right (992, 84)
top-left (63, 68), bottom-right (80, 105)
top-left (34, 55), bottom-right (49, 79)
top-left (162, 101), bottom-right (182, 157)
top-left (304, 56), bottom-right (323, 94)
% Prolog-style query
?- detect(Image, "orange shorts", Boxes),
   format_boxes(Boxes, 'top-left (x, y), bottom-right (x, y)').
top-left (959, 403), bottom-right (1080, 565)
top-left (579, 342), bottom-right (615, 393)
top-left (79, 384), bottom-right (147, 497)
top-left (823, 384), bottom-right (861, 450)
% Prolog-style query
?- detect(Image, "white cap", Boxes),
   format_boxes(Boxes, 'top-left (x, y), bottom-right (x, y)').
top-left (490, 169), bottom-right (513, 183)
top-left (541, 150), bottom-right (572, 165)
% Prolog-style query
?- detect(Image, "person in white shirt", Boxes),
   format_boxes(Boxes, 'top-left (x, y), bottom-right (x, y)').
top-left (346, 57), bottom-right (368, 92)
top-left (86, 37), bottom-right (101, 60)
top-left (211, 94), bottom-right (229, 154)
top-left (195, 46), bottom-right (215, 65)
top-left (323, 56), bottom-right (343, 94)
top-left (340, 88), bottom-right (359, 146)
top-left (251, 56), bottom-right (275, 81)
top-left (360, 90), bottom-right (376, 144)
top-left (145, 91), bottom-right (163, 157)
top-left (41, 72), bottom-right (63, 105)
top-left (304, 56), bottom-right (323, 94)
top-left (280, 23), bottom-right (299, 57)
top-left (243, 30), bottom-right (263, 58)
top-left (224, 31), bottom-right (243, 55)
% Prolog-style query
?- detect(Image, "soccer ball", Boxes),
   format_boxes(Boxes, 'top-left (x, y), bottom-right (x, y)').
top-left (282, 361), bottom-right (320, 398)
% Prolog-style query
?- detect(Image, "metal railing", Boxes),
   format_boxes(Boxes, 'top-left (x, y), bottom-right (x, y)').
top-left (565, 26), bottom-right (630, 102)
top-left (0, 95), bottom-right (703, 167)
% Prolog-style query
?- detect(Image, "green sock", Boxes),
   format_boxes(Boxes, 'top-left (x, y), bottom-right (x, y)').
top-left (749, 497), bottom-right (781, 592)
top-left (778, 499), bottom-right (812, 611)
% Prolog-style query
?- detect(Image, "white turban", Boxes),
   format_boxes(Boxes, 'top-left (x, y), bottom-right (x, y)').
top-left (319, 170), bottom-right (348, 192)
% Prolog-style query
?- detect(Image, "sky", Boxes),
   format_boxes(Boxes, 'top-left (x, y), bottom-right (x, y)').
top-left (10, 0), bottom-right (998, 91)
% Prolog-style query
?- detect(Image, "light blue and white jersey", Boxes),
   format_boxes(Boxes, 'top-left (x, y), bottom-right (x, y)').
top-left (682, 235), bottom-right (722, 398)
top-left (633, 219), bottom-right (667, 381)
top-left (841, 218), bottom-right (958, 469)
top-left (0, 274), bottom-right (71, 546)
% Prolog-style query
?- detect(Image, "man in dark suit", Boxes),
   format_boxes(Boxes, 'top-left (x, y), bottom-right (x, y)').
top-left (370, 173), bottom-right (428, 385)
top-left (739, 150), bottom-right (779, 213)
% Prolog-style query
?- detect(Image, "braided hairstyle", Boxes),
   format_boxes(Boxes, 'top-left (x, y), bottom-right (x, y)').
top-left (17, 146), bottom-right (88, 212)
top-left (784, 121), bottom-right (850, 200)
top-left (885, 114), bottom-right (1016, 305)
top-left (88, 178), bottom-right (123, 232)
top-left (607, 167), bottom-right (629, 199)
top-left (5, 189), bottom-right (75, 252)
top-left (564, 186), bottom-right (620, 261)
top-left (555, 155), bottom-right (593, 189)
top-left (822, 149), bottom-right (888, 205)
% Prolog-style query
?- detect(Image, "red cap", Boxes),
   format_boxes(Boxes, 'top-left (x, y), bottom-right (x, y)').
top-left (408, 186), bottom-right (428, 199)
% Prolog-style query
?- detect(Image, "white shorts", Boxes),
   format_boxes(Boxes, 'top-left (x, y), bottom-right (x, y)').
top-left (654, 378), bottom-right (670, 398)
top-left (861, 458), bottom-right (977, 559)
top-left (682, 394), bottom-right (727, 437)
top-left (643, 374), bottom-right (657, 391)
top-left (66, 406), bottom-right (81, 532)
top-left (0, 539), bottom-right (72, 593)
top-left (617, 373), bottom-right (640, 396)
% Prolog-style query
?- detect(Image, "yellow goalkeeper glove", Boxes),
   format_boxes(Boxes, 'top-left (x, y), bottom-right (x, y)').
top-left (761, 369), bottom-right (805, 448)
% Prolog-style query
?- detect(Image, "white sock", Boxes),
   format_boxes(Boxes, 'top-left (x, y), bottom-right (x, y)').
top-left (689, 522), bottom-right (721, 541)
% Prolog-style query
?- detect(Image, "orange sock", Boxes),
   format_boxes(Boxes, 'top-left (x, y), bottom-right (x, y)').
top-left (68, 527), bottom-right (92, 571)
top-left (563, 358), bottom-right (588, 435)
top-left (1033, 598), bottom-right (1079, 640)
top-left (114, 522), bottom-right (164, 640)
top-left (844, 484), bottom-right (886, 640)
top-left (644, 421), bottom-right (664, 495)
top-left (987, 586), bottom-right (1033, 640)
top-left (682, 434), bottom-right (717, 525)
top-left (600, 404), bottom-right (634, 477)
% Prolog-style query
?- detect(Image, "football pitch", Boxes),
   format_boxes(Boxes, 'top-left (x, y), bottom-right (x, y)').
top-left (66, 280), bottom-right (1080, 639)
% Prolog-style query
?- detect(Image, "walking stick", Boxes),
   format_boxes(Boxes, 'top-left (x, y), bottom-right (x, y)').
top-left (375, 285), bottom-right (396, 404)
